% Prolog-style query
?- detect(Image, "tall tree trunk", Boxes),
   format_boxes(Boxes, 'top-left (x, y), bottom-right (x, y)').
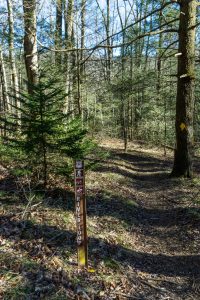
top-left (76, 49), bottom-right (81, 116)
top-left (80, 0), bottom-right (86, 80)
top-left (0, 48), bottom-right (10, 136)
top-left (0, 48), bottom-right (10, 112)
top-left (64, 0), bottom-right (74, 114)
top-left (117, 0), bottom-right (128, 152)
top-left (171, 0), bottom-right (197, 177)
top-left (74, 8), bottom-right (81, 117)
top-left (7, 0), bottom-right (20, 118)
top-left (156, 0), bottom-right (164, 95)
top-left (106, 0), bottom-right (112, 82)
top-left (23, 0), bottom-right (38, 94)
top-left (79, 0), bottom-right (86, 121)
top-left (55, 0), bottom-right (63, 65)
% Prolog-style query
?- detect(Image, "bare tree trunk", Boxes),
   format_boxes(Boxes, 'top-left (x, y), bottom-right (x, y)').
top-left (156, 1), bottom-right (164, 95)
top-left (0, 48), bottom-right (10, 136)
top-left (79, 0), bottom-right (86, 121)
top-left (117, 0), bottom-right (128, 152)
top-left (76, 49), bottom-right (81, 116)
top-left (0, 48), bottom-right (10, 112)
top-left (80, 0), bottom-right (86, 79)
top-left (50, 0), bottom-right (55, 64)
top-left (106, 0), bottom-right (112, 82)
top-left (64, 0), bottom-right (74, 114)
top-left (23, 0), bottom-right (38, 94)
top-left (171, 0), bottom-right (196, 178)
top-left (55, 0), bottom-right (63, 65)
top-left (7, 0), bottom-right (20, 118)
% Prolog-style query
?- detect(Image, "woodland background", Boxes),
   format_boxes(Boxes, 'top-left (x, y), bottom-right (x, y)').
top-left (0, 0), bottom-right (199, 183)
top-left (1, 1), bottom-right (200, 299)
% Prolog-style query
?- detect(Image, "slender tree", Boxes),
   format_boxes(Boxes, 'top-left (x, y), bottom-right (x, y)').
top-left (106, 0), bottom-right (112, 82)
top-left (117, 0), bottom-right (128, 151)
top-left (7, 0), bottom-right (19, 113)
top-left (55, 0), bottom-right (63, 65)
top-left (64, 0), bottom-right (74, 113)
top-left (0, 48), bottom-right (10, 113)
top-left (78, 0), bottom-right (87, 120)
top-left (23, 0), bottom-right (39, 94)
top-left (80, 0), bottom-right (86, 78)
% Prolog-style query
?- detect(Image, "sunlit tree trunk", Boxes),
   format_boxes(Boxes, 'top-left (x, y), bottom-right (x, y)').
top-left (171, 0), bottom-right (197, 177)
top-left (0, 48), bottom-right (9, 113)
top-left (7, 0), bottom-right (20, 118)
top-left (79, 0), bottom-right (86, 121)
top-left (64, 0), bottom-right (74, 114)
top-left (117, 0), bottom-right (128, 152)
top-left (23, 0), bottom-right (38, 94)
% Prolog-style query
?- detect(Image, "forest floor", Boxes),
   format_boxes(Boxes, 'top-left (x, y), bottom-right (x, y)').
top-left (0, 139), bottom-right (200, 299)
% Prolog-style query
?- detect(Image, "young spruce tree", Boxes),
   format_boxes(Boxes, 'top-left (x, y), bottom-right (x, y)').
top-left (2, 75), bottom-right (91, 187)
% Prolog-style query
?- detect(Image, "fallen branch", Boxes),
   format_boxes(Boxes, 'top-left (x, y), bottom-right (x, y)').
top-left (162, 144), bottom-right (175, 151)
top-left (140, 278), bottom-right (167, 292)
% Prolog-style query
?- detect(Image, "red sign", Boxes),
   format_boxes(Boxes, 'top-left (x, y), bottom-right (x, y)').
top-left (76, 178), bottom-right (83, 185)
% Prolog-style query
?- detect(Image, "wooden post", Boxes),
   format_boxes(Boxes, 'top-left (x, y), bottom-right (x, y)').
top-left (74, 160), bottom-right (88, 269)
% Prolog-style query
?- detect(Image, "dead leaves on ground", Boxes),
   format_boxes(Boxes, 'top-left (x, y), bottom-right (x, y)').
top-left (1, 139), bottom-right (200, 299)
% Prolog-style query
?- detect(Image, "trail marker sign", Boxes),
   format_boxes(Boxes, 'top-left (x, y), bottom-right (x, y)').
top-left (74, 160), bottom-right (88, 268)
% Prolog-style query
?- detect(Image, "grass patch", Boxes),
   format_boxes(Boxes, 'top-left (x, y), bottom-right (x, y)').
top-left (0, 191), bottom-right (10, 197)
top-left (3, 283), bottom-right (32, 300)
top-left (103, 258), bottom-right (121, 271)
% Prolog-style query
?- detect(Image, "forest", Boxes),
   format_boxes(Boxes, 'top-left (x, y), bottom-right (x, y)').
top-left (0, 0), bottom-right (200, 299)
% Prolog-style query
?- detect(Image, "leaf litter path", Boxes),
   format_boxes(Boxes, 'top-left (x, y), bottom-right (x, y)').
top-left (87, 139), bottom-right (200, 299)
top-left (0, 138), bottom-right (200, 299)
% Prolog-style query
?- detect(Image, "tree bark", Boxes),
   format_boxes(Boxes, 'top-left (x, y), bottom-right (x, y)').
top-left (64, 0), bottom-right (74, 114)
top-left (0, 48), bottom-right (10, 112)
top-left (156, 0), bottom-right (164, 94)
top-left (80, 0), bottom-right (86, 80)
top-left (55, 0), bottom-right (63, 65)
top-left (106, 0), bottom-right (112, 82)
top-left (79, 0), bottom-right (86, 121)
top-left (171, 0), bottom-right (196, 177)
top-left (117, 0), bottom-right (130, 152)
top-left (23, 0), bottom-right (38, 94)
top-left (7, 0), bottom-right (20, 118)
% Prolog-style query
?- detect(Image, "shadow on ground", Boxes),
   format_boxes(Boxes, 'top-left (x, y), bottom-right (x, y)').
top-left (0, 215), bottom-right (200, 279)
top-left (0, 148), bottom-right (200, 298)
top-left (0, 250), bottom-right (73, 299)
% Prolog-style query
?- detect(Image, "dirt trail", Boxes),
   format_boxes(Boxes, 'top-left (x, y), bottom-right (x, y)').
top-left (91, 139), bottom-right (200, 299)
top-left (0, 139), bottom-right (200, 299)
